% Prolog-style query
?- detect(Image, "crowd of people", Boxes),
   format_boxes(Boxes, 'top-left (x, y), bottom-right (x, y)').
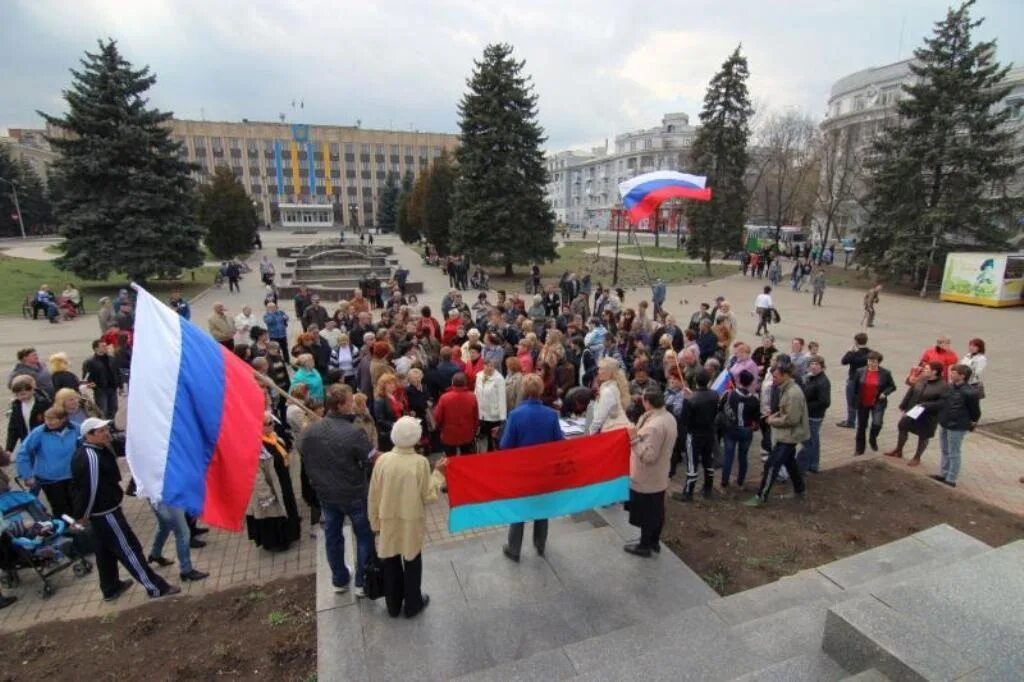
top-left (0, 247), bottom-right (996, 615)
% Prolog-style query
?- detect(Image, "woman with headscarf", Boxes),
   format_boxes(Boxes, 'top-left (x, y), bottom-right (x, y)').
top-left (589, 357), bottom-right (631, 434)
top-left (368, 417), bottom-right (447, 619)
top-left (246, 413), bottom-right (301, 552)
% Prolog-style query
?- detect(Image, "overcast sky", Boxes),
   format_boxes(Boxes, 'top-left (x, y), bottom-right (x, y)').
top-left (3, 0), bottom-right (1022, 151)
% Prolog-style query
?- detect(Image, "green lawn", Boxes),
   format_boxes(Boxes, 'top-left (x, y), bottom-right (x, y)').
top-left (617, 244), bottom-right (700, 259)
top-left (0, 254), bottom-right (217, 315)
top-left (485, 242), bottom-right (734, 290)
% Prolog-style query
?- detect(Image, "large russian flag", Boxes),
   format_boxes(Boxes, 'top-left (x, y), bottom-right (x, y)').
top-left (618, 171), bottom-right (712, 224)
top-left (126, 285), bottom-right (265, 531)
top-left (446, 430), bottom-right (630, 533)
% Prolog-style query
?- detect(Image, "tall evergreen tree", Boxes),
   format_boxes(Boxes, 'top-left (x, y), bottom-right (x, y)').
top-left (422, 150), bottom-right (456, 255)
top-left (451, 43), bottom-right (556, 276)
top-left (198, 166), bottom-right (258, 259)
top-left (377, 171), bottom-right (400, 233)
top-left (396, 169), bottom-right (418, 243)
top-left (40, 40), bottom-right (202, 281)
top-left (686, 46), bottom-right (753, 274)
top-left (858, 1), bottom-right (1019, 295)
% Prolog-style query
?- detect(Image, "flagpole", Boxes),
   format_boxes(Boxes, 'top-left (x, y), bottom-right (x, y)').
top-left (253, 371), bottom-right (321, 420)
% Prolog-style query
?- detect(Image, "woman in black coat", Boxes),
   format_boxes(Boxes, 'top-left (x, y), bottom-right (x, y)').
top-left (885, 361), bottom-right (950, 465)
top-left (5, 376), bottom-right (50, 453)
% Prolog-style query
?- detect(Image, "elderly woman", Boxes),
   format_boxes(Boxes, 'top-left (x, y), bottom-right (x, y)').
top-left (442, 309), bottom-right (463, 346)
top-left (886, 361), bottom-right (950, 466)
top-left (6, 375), bottom-right (50, 454)
top-left (368, 416), bottom-right (447, 618)
top-left (474, 360), bottom-right (507, 451)
top-left (97, 297), bottom-right (115, 333)
top-left (53, 387), bottom-right (99, 426)
top-left (589, 356), bottom-right (631, 434)
top-left (246, 413), bottom-right (301, 552)
top-left (374, 373), bottom-right (406, 452)
top-left (351, 393), bottom-right (379, 446)
top-left (48, 352), bottom-right (81, 394)
top-left (329, 333), bottom-right (357, 388)
top-left (728, 342), bottom-right (761, 391)
top-left (504, 356), bottom-right (525, 409)
top-left (293, 354), bottom-right (324, 405)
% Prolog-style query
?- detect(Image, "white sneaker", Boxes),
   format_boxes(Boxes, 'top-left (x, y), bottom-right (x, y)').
top-left (333, 584), bottom-right (349, 594)
top-left (354, 586), bottom-right (366, 598)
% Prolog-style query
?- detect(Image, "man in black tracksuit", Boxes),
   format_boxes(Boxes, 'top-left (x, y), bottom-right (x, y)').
top-left (838, 333), bottom-right (870, 428)
top-left (675, 369), bottom-right (719, 500)
top-left (71, 418), bottom-right (178, 601)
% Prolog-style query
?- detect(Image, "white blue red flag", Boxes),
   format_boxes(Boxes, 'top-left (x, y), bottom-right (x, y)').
top-left (618, 171), bottom-right (712, 224)
top-left (711, 370), bottom-right (733, 395)
top-left (126, 285), bottom-right (265, 530)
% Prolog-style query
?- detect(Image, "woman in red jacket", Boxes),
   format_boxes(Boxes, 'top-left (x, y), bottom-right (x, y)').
top-left (442, 309), bottom-right (463, 347)
top-left (432, 372), bottom-right (479, 456)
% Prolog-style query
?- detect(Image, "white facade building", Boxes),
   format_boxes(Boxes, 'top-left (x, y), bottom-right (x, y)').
top-left (820, 59), bottom-right (1024, 238)
top-left (545, 113), bottom-right (699, 230)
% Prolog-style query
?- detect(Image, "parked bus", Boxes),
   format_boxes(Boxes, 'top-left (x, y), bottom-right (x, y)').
top-left (743, 225), bottom-right (808, 256)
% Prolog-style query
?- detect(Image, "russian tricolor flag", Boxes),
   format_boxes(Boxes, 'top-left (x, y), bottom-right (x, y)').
top-left (446, 430), bottom-right (631, 533)
top-left (618, 171), bottom-right (712, 224)
top-left (126, 285), bottom-right (265, 531)
top-left (711, 370), bottom-right (733, 395)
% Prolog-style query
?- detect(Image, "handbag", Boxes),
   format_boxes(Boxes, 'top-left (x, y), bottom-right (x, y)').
top-left (974, 381), bottom-right (986, 400)
top-left (362, 552), bottom-right (385, 600)
top-left (771, 308), bottom-right (781, 324)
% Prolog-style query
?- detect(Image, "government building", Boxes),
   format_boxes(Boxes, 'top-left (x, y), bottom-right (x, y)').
top-left (34, 118), bottom-right (459, 229)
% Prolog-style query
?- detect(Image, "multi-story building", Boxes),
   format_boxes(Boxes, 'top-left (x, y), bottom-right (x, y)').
top-left (0, 128), bottom-right (58, 184)
top-left (820, 58), bottom-right (1024, 238)
top-left (546, 113), bottom-right (699, 230)
top-left (165, 119), bottom-right (459, 228)
top-left (41, 118), bottom-right (458, 228)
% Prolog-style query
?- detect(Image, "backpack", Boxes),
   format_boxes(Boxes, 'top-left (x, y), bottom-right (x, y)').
top-left (716, 391), bottom-right (737, 430)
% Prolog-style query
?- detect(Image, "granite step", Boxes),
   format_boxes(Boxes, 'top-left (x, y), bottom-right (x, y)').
top-left (729, 651), bottom-right (849, 682)
top-left (840, 669), bottom-right (892, 682)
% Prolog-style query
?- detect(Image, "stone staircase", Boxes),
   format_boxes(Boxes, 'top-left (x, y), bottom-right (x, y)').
top-left (315, 510), bottom-right (1023, 681)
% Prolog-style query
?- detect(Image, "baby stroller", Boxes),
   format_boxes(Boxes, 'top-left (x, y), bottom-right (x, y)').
top-left (0, 490), bottom-right (93, 598)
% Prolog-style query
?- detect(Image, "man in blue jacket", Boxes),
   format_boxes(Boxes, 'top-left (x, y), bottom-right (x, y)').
top-left (16, 407), bottom-right (79, 518)
top-left (499, 374), bottom-right (564, 562)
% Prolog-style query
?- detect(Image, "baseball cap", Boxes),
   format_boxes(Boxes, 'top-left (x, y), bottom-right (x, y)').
top-left (80, 417), bottom-right (113, 437)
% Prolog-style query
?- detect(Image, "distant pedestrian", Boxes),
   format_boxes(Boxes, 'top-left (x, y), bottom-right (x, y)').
top-left (863, 284), bottom-right (882, 327)
top-left (811, 268), bottom-right (826, 306)
top-left (754, 286), bottom-right (773, 336)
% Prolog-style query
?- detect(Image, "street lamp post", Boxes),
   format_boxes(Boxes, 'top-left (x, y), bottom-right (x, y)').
top-left (0, 177), bottom-right (26, 239)
top-left (613, 206), bottom-right (622, 286)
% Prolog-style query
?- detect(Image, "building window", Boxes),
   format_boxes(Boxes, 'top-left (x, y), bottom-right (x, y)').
top-left (361, 170), bottom-right (371, 179)
top-left (375, 154), bottom-right (385, 163)
top-left (347, 186), bottom-right (357, 196)
top-left (330, 169), bottom-right (341, 178)
top-left (346, 169), bottom-right (356, 178)
top-left (344, 152), bottom-right (355, 163)
top-left (390, 154), bottom-right (399, 163)
top-left (376, 170), bottom-right (385, 179)
top-left (360, 153), bottom-right (370, 163)
top-left (404, 155), bottom-right (414, 165)
top-left (361, 144), bottom-right (371, 154)
top-left (251, 184), bottom-right (262, 194)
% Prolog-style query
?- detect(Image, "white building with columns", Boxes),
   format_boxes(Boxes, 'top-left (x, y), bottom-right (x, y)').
top-left (545, 113), bottom-right (699, 230)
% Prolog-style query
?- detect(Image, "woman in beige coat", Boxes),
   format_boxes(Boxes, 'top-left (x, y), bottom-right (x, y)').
top-left (624, 386), bottom-right (677, 558)
top-left (368, 416), bottom-right (447, 618)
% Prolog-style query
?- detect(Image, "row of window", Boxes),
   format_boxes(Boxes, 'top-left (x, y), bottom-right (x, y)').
top-left (175, 136), bottom-right (445, 156)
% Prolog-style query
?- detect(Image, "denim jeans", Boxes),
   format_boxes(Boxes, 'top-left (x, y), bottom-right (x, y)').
top-left (150, 502), bottom-right (192, 574)
top-left (722, 426), bottom-right (753, 486)
top-left (321, 499), bottom-right (374, 588)
top-left (939, 428), bottom-right (967, 483)
top-left (845, 379), bottom-right (857, 425)
top-left (798, 418), bottom-right (823, 472)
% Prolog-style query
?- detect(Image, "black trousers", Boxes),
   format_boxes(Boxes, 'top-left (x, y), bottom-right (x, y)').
top-left (756, 442), bottom-right (805, 500)
top-left (91, 508), bottom-right (171, 598)
top-left (93, 387), bottom-right (118, 420)
top-left (382, 553), bottom-right (423, 618)
top-left (507, 519), bottom-right (548, 557)
top-left (683, 434), bottom-right (715, 495)
top-left (443, 441), bottom-right (476, 456)
top-left (40, 480), bottom-right (74, 519)
top-left (228, 277), bottom-right (240, 293)
top-left (478, 420), bottom-right (503, 452)
top-left (628, 489), bottom-right (665, 548)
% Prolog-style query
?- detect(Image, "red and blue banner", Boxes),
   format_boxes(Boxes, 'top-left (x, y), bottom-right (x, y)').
top-left (446, 430), bottom-right (631, 533)
top-left (126, 285), bottom-right (265, 531)
top-left (618, 171), bottom-right (712, 224)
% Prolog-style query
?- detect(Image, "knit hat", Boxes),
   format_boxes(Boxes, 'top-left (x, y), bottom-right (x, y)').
top-left (391, 416), bottom-right (422, 449)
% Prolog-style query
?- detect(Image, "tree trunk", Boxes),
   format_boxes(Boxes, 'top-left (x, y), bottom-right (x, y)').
top-left (703, 243), bottom-right (712, 276)
top-left (504, 261), bottom-right (513, 277)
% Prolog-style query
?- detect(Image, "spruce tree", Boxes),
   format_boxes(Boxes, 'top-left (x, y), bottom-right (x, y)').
top-left (198, 166), bottom-right (258, 259)
top-left (451, 43), bottom-right (556, 276)
top-left (396, 170), bottom-right (418, 244)
top-left (40, 39), bottom-right (203, 282)
top-left (859, 0), bottom-right (1019, 294)
top-left (686, 46), bottom-right (753, 275)
top-left (377, 171), bottom-right (400, 233)
top-left (421, 151), bottom-right (456, 255)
